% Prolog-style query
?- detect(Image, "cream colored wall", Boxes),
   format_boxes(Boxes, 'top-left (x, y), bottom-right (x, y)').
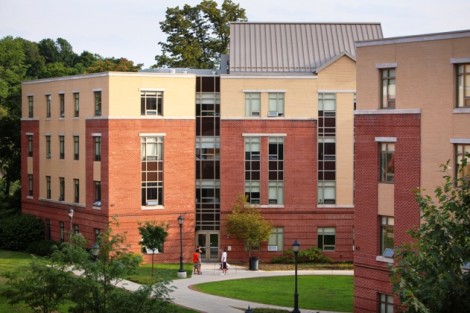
top-left (356, 36), bottom-right (470, 198)
top-left (318, 56), bottom-right (356, 206)
top-left (378, 183), bottom-right (394, 216)
top-left (220, 76), bottom-right (318, 118)
top-left (108, 73), bottom-right (196, 117)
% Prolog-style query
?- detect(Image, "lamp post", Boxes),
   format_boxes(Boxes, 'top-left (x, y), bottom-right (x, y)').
top-left (90, 242), bottom-right (100, 261)
top-left (68, 207), bottom-right (74, 234)
top-left (177, 215), bottom-right (187, 278)
top-left (292, 240), bottom-right (301, 313)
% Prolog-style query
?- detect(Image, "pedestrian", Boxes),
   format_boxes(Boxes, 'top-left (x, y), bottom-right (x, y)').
top-left (193, 248), bottom-right (201, 275)
top-left (220, 248), bottom-right (228, 275)
top-left (197, 245), bottom-right (203, 274)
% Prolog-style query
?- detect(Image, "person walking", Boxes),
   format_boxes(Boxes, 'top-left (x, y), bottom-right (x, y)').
top-left (193, 248), bottom-right (201, 275)
top-left (220, 248), bottom-right (228, 275)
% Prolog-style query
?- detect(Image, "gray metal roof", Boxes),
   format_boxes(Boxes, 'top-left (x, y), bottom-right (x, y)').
top-left (229, 22), bottom-right (383, 73)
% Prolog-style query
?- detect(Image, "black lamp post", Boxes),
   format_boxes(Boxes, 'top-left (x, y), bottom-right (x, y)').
top-left (68, 207), bottom-right (74, 233)
top-left (292, 240), bottom-right (301, 313)
top-left (177, 215), bottom-right (186, 278)
top-left (90, 243), bottom-right (100, 261)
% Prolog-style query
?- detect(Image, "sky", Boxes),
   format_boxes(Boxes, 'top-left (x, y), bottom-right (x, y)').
top-left (1, 0), bottom-right (469, 69)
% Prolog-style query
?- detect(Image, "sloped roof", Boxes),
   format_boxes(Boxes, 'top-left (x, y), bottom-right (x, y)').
top-left (229, 22), bottom-right (383, 73)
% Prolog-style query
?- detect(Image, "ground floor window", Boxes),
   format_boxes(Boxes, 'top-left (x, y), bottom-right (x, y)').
top-left (379, 293), bottom-right (394, 313)
top-left (317, 227), bottom-right (336, 251)
top-left (268, 227), bottom-right (284, 251)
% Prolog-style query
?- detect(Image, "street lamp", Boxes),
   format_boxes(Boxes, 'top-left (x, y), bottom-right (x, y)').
top-left (68, 207), bottom-right (74, 233)
top-left (292, 240), bottom-right (301, 313)
top-left (90, 243), bottom-right (100, 261)
top-left (177, 215), bottom-right (186, 278)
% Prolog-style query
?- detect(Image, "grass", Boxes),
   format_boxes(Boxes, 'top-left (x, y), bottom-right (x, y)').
top-left (192, 275), bottom-right (353, 312)
top-left (0, 249), bottom-right (198, 313)
top-left (127, 262), bottom-right (194, 284)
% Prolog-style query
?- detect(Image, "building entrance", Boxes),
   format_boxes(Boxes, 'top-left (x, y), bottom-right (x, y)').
top-left (196, 231), bottom-right (219, 261)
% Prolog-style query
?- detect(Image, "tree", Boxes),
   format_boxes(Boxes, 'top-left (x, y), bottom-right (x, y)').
top-left (391, 159), bottom-right (470, 313)
top-left (2, 221), bottom-right (174, 313)
top-left (154, 0), bottom-right (246, 69)
top-left (138, 221), bottom-right (168, 277)
top-left (226, 194), bottom-right (273, 258)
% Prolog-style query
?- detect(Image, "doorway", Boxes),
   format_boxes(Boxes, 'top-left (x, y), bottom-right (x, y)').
top-left (196, 231), bottom-right (219, 261)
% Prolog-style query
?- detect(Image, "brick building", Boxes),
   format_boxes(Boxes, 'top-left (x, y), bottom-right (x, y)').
top-left (354, 30), bottom-right (470, 312)
top-left (21, 22), bottom-right (383, 264)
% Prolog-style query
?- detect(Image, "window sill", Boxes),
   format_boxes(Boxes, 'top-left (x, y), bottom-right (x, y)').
top-left (259, 204), bottom-right (284, 209)
top-left (453, 107), bottom-right (470, 114)
top-left (376, 255), bottom-right (394, 264)
top-left (92, 206), bottom-right (101, 210)
top-left (141, 205), bottom-right (164, 210)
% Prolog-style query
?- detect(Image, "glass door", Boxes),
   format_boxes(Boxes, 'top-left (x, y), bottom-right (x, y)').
top-left (197, 231), bottom-right (219, 261)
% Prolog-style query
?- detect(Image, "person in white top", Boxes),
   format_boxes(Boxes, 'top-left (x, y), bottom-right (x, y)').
top-left (220, 248), bottom-right (228, 275)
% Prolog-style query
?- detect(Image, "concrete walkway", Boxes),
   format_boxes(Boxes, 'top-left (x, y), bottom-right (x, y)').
top-left (166, 262), bottom-right (353, 313)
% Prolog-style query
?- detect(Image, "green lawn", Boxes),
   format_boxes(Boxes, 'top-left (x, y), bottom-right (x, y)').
top-left (192, 275), bottom-right (353, 312)
top-left (0, 250), bottom-right (198, 313)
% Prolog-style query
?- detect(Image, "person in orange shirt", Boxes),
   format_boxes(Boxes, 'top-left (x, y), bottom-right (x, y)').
top-left (193, 248), bottom-right (201, 275)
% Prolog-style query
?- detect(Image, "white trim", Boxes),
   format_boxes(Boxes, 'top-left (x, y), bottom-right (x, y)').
top-left (221, 75), bottom-right (316, 79)
top-left (355, 109), bottom-right (421, 115)
top-left (92, 88), bottom-right (103, 92)
top-left (242, 133), bottom-right (287, 137)
top-left (141, 205), bottom-right (165, 210)
top-left (318, 89), bottom-right (355, 93)
top-left (139, 133), bottom-right (166, 137)
top-left (317, 204), bottom-right (355, 209)
top-left (243, 89), bottom-right (286, 93)
top-left (450, 138), bottom-right (470, 144)
top-left (25, 132), bottom-right (34, 136)
top-left (450, 58), bottom-right (470, 64)
top-left (140, 88), bottom-right (165, 92)
top-left (222, 117), bottom-right (316, 121)
top-left (453, 107), bottom-right (470, 114)
top-left (375, 137), bottom-right (397, 142)
top-left (376, 63), bottom-right (397, 69)
top-left (376, 255), bottom-right (394, 264)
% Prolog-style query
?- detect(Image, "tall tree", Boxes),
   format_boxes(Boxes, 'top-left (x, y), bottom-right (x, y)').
top-left (391, 159), bottom-right (470, 313)
top-left (155, 0), bottom-right (246, 69)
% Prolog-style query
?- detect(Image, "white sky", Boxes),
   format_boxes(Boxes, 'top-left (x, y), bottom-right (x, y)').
top-left (1, 0), bottom-right (469, 69)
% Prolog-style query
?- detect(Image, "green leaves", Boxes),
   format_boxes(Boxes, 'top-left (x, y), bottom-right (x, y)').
top-left (155, 0), bottom-right (246, 69)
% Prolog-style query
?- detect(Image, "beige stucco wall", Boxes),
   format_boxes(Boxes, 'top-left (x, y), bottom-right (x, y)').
top-left (378, 183), bottom-right (394, 216)
top-left (220, 76), bottom-right (318, 118)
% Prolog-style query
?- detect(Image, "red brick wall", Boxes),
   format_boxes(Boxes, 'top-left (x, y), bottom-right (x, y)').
top-left (354, 113), bottom-right (421, 312)
top-left (220, 119), bottom-right (355, 263)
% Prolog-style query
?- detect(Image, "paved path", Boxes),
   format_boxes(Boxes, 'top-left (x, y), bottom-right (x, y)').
top-left (167, 262), bottom-right (353, 313)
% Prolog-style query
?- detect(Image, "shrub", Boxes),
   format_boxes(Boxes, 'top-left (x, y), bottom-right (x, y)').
top-left (27, 240), bottom-right (59, 256)
top-left (0, 214), bottom-right (45, 251)
top-left (270, 247), bottom-right (331, 264)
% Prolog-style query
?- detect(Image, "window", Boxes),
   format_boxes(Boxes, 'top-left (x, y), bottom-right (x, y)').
top-left (317, 227), bottom-right (336, 251)
top-left (93, 181), bottom-right (101, 207)
top-left (73, 224), bottom-right (80, 235)
top-left (28, 95), bottom-right (33, 118)
top-left (379, 293), bottom-right (394, 313)
top-left (74, 92), bottom-right (80, 117)
top-left (141, 137), bottom-right (164, 206)
top-left (268, 93), bottom-right (284, 117)
top-left (318, 93), bottom-right (336, 204)
top-left (59, 177), bottom-right (65, 201)
top-left (73, 136), bottom-right (79, 160)
top-left (268, 137), bottom-right (284, 204)
top-left (141, 91), bottom-right (163, 116)
top-left (27, 135), bottom-right (33, 157)
top-left (28, 174), bottom-right (33, 197)
top-left (245, 137), bottom-right (260, 204)
top-left (455, 144), bottom-right (470, 185)
top-left (245, 92), bottom-right (260, 117)
top-left (380, 143), bottom-right (395, 183)
top-left (196, 137), bottom-right (220, 160)
top-left (94, 228), bottom-right (101, 241)
top-left (457, 64), bottom-right (470, 108)
top-left (59, 221), bottom-right (65, 242)
top-left (46, 135), bottom-right (51, 159)
top-left (94, 136), bottom-right (101, 161)
top-left (74, 179), bottom-right (79, 203)
top-left (59, 136), bottom-right (65, 159)
top-left (46, 176), bottom-right (51, 199)
top-left (59, 93), bottom-right (65, 117)
top-left (94, 91), bottom-right (102, 116)
top-left (46, 95), bottom-right (51, 118)
top-left (380, 216), bottom-right (394, 256)
top-left (381, 69), bottom-right (396, 108)
top-left (268, 227), bottom-right (284, 251)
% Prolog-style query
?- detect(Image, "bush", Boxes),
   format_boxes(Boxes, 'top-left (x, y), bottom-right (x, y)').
top-left (270, 247), bottom-right (331, 264)
top-left (27, 240), bottom-right (59, 256)
top-left (0, 214), bottom-right (45, 251)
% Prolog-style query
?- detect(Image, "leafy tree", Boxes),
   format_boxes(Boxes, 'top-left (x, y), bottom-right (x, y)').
top-left (226, 194), bottom-right (273, 258)
top-left (0, 214), bottom-right (44, 250)
top-left (138, 221), bottom-right (168, 277)
top-left (86, 57), bottom-right (142, 73)
top-left (391, 159), bottom-right (470, 313)
top-left (155, 0), bottom-right (246, 69)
